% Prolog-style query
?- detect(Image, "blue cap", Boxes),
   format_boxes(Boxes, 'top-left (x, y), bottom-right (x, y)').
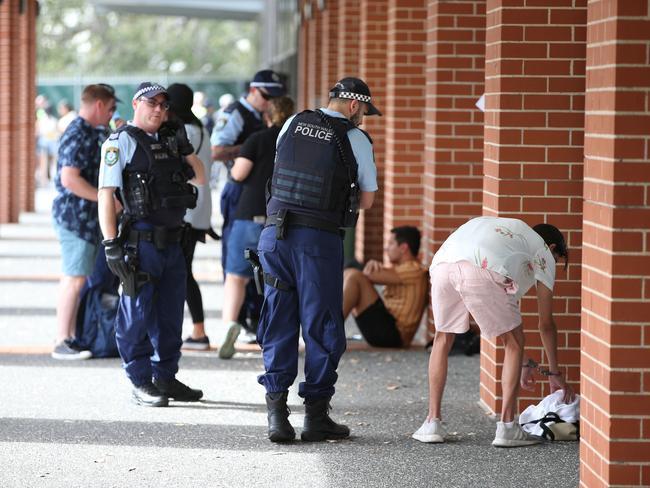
top-left (250, 70), bottom-right (285, 97)
top-left (132, 82), bottom-right (168, 101)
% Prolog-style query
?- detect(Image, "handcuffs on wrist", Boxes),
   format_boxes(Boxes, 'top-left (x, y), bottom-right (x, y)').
top-left (522, 358), bottom-right (561, 376)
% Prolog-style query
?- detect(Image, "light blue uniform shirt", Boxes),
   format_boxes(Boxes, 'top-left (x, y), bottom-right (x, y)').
top-left (210, 97), bottom-right (262, 147)
top-left (98, 123), bottom-right (147, 189)
top-left (276, 108), bottom-right (378, 192)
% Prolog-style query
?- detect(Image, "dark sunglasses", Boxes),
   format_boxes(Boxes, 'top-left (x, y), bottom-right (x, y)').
top-left (259, 89), bottom-right (274, 101)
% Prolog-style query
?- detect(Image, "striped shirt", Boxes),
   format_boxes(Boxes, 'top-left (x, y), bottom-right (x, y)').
top-left (383, 260), bottom-right (429, 345)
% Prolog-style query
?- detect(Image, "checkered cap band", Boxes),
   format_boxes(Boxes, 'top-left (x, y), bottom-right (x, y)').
top-left (331, 91), bottom-right (371, 104)
top-left (133, 84), bottom-right (166, 100)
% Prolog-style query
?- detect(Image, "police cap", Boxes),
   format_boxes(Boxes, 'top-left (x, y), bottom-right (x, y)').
top-left (250, 70), bottom-right (286, 97)
top-left (329, 77), bottom-right (382, 116)
top-left (133, 82), bottom-right (169, 101)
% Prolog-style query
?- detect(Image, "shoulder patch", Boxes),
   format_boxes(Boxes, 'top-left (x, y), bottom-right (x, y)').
top-left (105, 146), bottom-right (119, 166)
top-left (215, 116), bottom-right (228, 131)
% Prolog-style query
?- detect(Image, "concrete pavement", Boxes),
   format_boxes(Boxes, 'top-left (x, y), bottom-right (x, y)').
top-left (0, 188), bottom-right (579, 487)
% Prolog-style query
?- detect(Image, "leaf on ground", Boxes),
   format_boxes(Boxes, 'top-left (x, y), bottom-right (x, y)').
top-left (386, 384), bottom-right (400, 390)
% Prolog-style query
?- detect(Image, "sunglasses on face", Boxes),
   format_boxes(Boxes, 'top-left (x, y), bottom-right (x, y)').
top-left (259, 89), bottom-right (274, 101)
top-left (139, 98), bottom-right (170, 111)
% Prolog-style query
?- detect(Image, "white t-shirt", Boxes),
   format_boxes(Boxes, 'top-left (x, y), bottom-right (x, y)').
top-left (183, 124), bottom-right (213, 230)
top-left (431, 217), bottom-right (556, 300)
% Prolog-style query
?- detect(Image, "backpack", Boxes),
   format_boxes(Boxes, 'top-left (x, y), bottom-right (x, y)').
top-left (74, 246), bottom-right (120, 358)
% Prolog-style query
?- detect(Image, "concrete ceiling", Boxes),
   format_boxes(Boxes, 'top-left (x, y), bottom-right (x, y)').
top-left (89, 0), bottom-right (264, 21)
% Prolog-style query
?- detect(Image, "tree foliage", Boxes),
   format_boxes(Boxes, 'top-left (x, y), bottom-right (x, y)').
top-left (37, 0), bottom-right (258, 77)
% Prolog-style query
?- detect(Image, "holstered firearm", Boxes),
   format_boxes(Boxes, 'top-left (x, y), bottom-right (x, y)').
top-left (244, 248), bottom-right (264, 296)
top-left (116, 216), bottom-right (152, 298)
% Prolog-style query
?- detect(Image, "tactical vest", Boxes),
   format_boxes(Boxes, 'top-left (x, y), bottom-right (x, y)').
top-left (268, 110), bottom-right (360, 227)
top-left (118, 125), bottom-right (197, 228)
top-left (224, 101), bottom-right (264, 146)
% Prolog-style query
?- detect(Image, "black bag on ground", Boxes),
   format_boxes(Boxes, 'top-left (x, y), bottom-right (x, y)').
top-left (74, 245), bottom-right (120, 358)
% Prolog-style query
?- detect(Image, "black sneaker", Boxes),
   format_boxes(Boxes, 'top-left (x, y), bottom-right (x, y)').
top-left (153, 377), bottom-right (203, 402)
top-left (51, 339), bottom-right (92, 360)
top-left (182, 335), bottom-right (210, 351)
top-left (132, 383), bottom-right (168, 407)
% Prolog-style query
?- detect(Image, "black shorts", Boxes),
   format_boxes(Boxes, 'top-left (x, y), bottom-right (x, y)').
top-left (354, 299), bottom-right (403, 348)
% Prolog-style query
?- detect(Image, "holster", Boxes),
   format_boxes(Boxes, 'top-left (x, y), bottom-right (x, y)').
top-left (244, 248), bottom-right (265, 296)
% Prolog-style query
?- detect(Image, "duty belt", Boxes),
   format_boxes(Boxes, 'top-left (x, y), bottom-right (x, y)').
top-left (127, 226), bottom-right (184, 250)
top-left (266, 210), bottom-right (343, 240)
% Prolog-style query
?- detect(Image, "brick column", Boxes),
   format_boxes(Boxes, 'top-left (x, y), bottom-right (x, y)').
top-left (423, 1), bottom-right (486, 265)
top-left (383, 0), bottom-right (427, 246)
top-left (320, 0), bottom-right (339, 101)
top-left (580, 2), bottom-right (650, 486)
top-left (337, 2), bottom-right (361, 79)
top-left (18, 0), bottom-right (36, 213)
top-left (481, 0), bottom-right (587, 415)
top-left (357, 0), bottom-right (389, 262)
top-left (297, 0), bottom-right (309, 111)
top-left (0, 0), bottom-right (12, 222)
top-left (305, 2), bottom-right (322, 109)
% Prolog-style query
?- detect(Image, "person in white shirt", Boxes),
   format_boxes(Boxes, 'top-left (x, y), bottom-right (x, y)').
top-left (412, 217), bottom-right (575, 447)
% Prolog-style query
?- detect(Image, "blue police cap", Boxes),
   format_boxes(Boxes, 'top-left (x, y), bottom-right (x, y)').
top-left (329, 77), bottom-right (382, 116)
top-left (132, 82), bottom-right (169, 101)
top-left (250, 70), bottom-right (286, 97)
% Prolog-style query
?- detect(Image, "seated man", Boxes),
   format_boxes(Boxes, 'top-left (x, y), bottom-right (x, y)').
top-left (343, 226), bottom-right (428, 348)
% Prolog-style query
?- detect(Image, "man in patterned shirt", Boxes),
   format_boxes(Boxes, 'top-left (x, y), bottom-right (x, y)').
top-left (343, 226), bottom-right (428, 348)
top-left (51, 84), bottom-right (118, 360)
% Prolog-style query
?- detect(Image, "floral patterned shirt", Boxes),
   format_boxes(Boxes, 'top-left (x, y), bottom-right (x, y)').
top-left (52, 116), bottom-right (107, 244)
top-left (431, 216), bottom-right (556, 300)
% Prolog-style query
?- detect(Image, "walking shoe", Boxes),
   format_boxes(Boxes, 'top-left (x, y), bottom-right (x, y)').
top-left (265, 392), bottom-right (296, 443)
top-left (51, 339), bottom-right (92, 360)
top-left (238, 330), bottom-right (258, 345)
top-left (132, 383), bottom-right (168, 407)
top-left (218, 322), bottom-right (241, 359)
top-left (182, 335), bottom-right (210, 351)
top-left (492, 421), bottom-right (542, 447)
top-left (301, 397), bottom-right (350, 442)
top-left (412, 418), bottom-right (447, 443)
top-left (153, 377), bottom-right (203, 402)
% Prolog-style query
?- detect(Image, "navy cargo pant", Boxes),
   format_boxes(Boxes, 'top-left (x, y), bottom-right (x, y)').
top-left (256, 225), bottom-right (346, 400)
top-left (115, 234), bottom-right (186, 386)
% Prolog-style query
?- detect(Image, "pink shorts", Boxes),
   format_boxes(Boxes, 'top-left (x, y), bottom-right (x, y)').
top-left (431, 261), bottom-right (521, 339)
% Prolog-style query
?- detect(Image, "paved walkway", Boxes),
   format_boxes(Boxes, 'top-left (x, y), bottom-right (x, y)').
top-left (0, 188), bottom-right (579, 487)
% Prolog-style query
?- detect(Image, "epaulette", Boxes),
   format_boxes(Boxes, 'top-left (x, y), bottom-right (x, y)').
top-left (108, 132), bottom-right (120, 141)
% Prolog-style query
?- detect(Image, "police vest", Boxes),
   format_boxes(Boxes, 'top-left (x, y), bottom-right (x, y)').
top-left (268, 110), bottom-right (361, 227)
top-left (118, 125), bottom-right (197, 228)
top-left (224, 101), bottom-right (264, 145)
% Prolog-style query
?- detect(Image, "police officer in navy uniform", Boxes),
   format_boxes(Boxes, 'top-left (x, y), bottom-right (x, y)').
top-left (210, 70), bottom-right (286, 357)
top-left (257, 77), bottom-right (380, 442)
top-left (97, 82), bottom-right (206, 407)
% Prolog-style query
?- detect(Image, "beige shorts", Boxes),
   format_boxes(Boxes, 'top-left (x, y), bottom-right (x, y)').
top-left (431, 261), bottom-right (521, 339)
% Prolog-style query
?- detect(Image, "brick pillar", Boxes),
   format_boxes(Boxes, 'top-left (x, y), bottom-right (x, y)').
top-left (0, 0), bottom-right (12, 222)
top-left (580, 2), bottom-right (650, 486)
top-left (18, 0), bottom-right (36, 213)
top-left (357, 0), bottom-right (388, 262)
top-left (423, 0), bottom-right (486, 339)
top-left (297, 0), bottom-right (309, 111)
top-left (383, 0), bottom-right (427, 244)
top-left (305, 2), bottom-right (321, 109)
top-left (481, 0), bottom-right (587, 415)
top-left (337, 2), bottom-right (361, 79)
top-left (320, 0), bottom-right (339, 101)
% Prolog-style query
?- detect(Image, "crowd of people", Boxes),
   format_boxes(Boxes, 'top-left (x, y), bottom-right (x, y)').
top-left (48, 69), bottom-right (575, 447)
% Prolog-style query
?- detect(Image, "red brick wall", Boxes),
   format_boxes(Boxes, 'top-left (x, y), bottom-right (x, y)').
top-left (0, 0), bottom-right (36, 223)
top-left (424, 0), bottom-right (486, 338)
top-left (357, 0), bottom-right (389, 262)
top-left (297, 0), bottom-right (309, 111)
top-left (481, 0), bottom-right (587, 415)
top-left (383, 0), bottom-right (427, 246)
top-left (305, 3), bottom-right (323, 109)
top-left (580, 2), bottom-right (650, 486)
top-left (337, 2), bottom-right (360, 80)
top-left (320, 0), bottom-right (339, 102)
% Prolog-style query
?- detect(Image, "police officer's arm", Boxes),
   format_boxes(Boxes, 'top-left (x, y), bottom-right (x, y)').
top-left (98, 187), bottom-right (118, 240)
top-left (60, 166), bottom-right (98, 202)
top-left (231, 156), bottom-right (254, 181)
top-left (185, 153), bottom-right (205, 185)
top-left (212, 144), bottom-right (242, 162)
top-left (359, 191), bottom-right (375, 210)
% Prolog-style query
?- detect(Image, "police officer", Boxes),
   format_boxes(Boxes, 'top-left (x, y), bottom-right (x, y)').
top-left (257, 77), bottom-right (380, 442)
top-left (97, 82), bottom-right (206, 407)
top-left (211, 69), bottom-right (286, 357)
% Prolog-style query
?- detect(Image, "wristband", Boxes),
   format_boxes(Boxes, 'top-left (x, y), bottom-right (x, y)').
top-left (521, 358), bottom-right (538, 369)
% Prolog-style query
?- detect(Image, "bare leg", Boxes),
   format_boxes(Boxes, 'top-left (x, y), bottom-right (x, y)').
top-left (222, 273), bottom-right (249, 323)
top-left (191, 322), bottom-right (206, 339)
top-left (55, 275), bottom-right (86, 343)
top-left (499, 324), bottom-right (525, 423)
top-left (427, 331), bottom-right (456, 420)
top-left (342, 268), bottom-right (379, 318)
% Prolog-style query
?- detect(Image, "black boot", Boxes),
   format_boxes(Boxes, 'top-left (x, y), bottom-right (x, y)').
top-left (265, 392), bottom-right (295, 442)
top-left (153, 377), bottom-right (203, 402)
top-left (132, 382), bottom-right (168, 407)
top-left (301, 397), bottom-right (350, 442)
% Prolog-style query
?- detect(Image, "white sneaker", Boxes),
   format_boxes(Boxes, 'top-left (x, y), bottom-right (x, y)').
top-left (218, 322), bottom-right (241, 359)
top-left (412, 418), bottom-right (446, 443)
top-left (492, 421), bottom-right (542, 447)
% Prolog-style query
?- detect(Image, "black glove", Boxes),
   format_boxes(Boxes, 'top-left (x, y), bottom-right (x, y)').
top-left (103, 238), bottom-right (130, 282)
